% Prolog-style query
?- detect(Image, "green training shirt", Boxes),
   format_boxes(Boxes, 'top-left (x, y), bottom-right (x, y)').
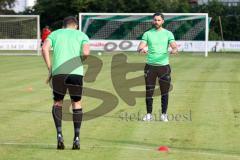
top-left (141, 28), bottom-right (175, 65)
top-left (47, 28), bottom-right (89, 76)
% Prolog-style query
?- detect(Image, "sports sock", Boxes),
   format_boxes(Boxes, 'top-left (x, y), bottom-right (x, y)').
top-left (72, 108), bottom-right (83, 140)
top-left (52, 105), bottom-right (62, 136)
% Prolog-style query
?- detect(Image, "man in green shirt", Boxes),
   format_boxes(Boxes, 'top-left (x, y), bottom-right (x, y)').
top-left (138, 13), bottom-right (178, 122)
top-left (42, 16), bottom-right (90, 150)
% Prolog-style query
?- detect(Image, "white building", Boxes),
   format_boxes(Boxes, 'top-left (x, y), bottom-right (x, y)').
top-left (197, 0), bottom-right (240, 6)
top-left (13, 0), bottom-right (36, 12)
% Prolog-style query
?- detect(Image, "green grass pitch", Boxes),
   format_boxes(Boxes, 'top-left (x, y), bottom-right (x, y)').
top-left (0, 52), bottom-right (240, 160)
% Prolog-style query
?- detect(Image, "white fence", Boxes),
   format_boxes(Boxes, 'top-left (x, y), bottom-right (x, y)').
top-left (0, 40), bottom-right (240, 52)
top-left (88, 40), bottom-right (240, 52)
top-left (0, 39), bottom-right (38, 50)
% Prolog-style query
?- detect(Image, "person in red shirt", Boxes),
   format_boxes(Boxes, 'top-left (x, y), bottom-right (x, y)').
top-left (41, 26), bottom-right (51, 46)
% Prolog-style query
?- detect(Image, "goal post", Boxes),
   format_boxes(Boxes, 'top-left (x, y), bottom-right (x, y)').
top-left (79, 13), bottom-right (209, 57)
top-left (0, 15), bottom-right (40, 56)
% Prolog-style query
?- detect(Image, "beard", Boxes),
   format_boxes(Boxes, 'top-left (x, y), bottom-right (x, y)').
top-left (154, 23), bottom-right (162, 29)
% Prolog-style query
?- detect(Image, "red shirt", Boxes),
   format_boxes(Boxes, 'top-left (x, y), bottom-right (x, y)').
top-left (41, 28), bottom-right (51, 41)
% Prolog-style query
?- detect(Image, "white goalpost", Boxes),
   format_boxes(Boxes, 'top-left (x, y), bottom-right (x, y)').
top-left (79, 13), bottom-right (209, 57)
top-left (0, 15), bottom-right (40, 56)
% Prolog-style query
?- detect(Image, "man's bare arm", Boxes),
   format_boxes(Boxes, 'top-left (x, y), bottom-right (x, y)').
top-left (42, 40), bottom-right (52, 71)
top-left (81, 43), bottom-right (90, 61)
top-left (42, 40), bottom-right (52, 83)
top-left (170, 41), bottom-right (178, 55)
top-left (137, 42), bottom-right (148, 54)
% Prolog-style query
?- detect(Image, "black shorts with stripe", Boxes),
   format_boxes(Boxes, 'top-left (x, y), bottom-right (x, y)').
top-left (144, 64), bottom-right (171, 95)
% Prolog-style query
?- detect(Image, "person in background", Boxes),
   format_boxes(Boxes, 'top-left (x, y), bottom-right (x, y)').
top-left (41, 25), bottom-right (51, 46)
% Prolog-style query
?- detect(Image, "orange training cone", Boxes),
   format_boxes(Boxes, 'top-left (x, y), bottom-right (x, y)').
top-left (158, 146), bottom-right (170, 152)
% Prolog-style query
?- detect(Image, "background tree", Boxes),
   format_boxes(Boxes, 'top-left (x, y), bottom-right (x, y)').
top-left (194, 0), bottom-right (240, 40)
top-left (0, 0), bottom-right (15, 14)
top-left (19, 0), bottom-right (240, 40)
top-left (30, 0), bottom-right (91, 29)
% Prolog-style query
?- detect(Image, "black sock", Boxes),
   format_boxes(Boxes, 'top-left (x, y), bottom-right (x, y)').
top-left (161, 94), bottom-right (169, 114)
top-left (52, 105), bottom-right (62, 136)
top-left (146, 97), bottom-right (153, 114)
top-left (72, 108), bottom-right (83, 140)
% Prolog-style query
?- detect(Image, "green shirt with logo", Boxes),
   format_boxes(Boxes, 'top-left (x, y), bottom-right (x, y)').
top-left (141, 28), bottom-right (175, 65)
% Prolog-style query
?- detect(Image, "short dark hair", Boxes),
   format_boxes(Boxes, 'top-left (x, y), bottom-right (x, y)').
top-left (63, 16), bottom-right (78, 27)
top-left (153, 12), bottom-right (164, 20)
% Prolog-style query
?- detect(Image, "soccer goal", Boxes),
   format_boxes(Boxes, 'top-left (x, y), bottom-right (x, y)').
top-left (0, 15), bottom-right (40, 56)
top-left (79, 13), bottom-right (209, 57)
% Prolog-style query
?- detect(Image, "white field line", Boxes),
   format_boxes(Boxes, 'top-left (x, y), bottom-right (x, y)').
top-left (0, 142), bottom-right (240, 158)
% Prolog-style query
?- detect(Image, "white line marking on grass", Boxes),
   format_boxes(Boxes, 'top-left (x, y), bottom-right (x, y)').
top-left (172, 149), bottom-right (240, 159)
top-left (0, 142), bottom-right (152, 151)
top-left (0, 142), bottom-right (240, 158)
top-left (0, 142), bottom-right (56, 147)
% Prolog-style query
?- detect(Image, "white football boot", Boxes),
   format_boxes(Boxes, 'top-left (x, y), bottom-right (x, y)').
top-left (160, 114), bottom-right (168, 122)
top-left (143, 113), bottom-right (153, 121)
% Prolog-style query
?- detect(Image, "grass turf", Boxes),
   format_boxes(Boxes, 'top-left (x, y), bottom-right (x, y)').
top-left (0, 52), bottom-right (240, 160)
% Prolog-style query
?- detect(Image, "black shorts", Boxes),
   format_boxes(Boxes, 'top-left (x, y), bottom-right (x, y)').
top-left (52, 74), bottom-right (83, 102)
top-left (41, 40), bottom-right (44, 46)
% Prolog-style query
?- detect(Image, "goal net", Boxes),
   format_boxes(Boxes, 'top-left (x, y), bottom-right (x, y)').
top-left (79, 13), bottom-right (209, 56)
top-left (0, 15), bottom-right (40, 55)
